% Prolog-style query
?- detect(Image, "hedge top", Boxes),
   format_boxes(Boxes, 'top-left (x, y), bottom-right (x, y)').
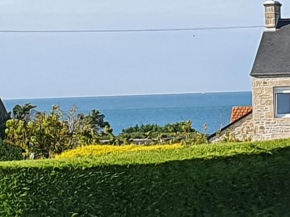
top-left (55, 144), bottom-right (183, 159)
top-left (0, 140), bottom-right (289, 169)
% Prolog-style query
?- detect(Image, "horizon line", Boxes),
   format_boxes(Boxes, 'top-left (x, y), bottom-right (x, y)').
top-left (2, 90), bottom-right (252, 101)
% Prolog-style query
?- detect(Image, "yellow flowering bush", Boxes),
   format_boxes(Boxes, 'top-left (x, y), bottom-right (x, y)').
top-left (55, 144), bottom-right (183, 159)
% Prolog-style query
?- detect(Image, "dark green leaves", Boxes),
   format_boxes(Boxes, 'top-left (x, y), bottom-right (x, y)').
top-left (1, 140), bottom-right (290, 216)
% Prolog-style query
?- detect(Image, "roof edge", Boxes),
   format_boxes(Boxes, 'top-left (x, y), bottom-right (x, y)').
top-left (250, 72), bottom-right (290, 78)
top-left (208, 111), bottom-right (253, 140)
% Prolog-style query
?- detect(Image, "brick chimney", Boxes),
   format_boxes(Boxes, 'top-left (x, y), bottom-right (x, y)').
top-left (264, 0), bottom-right (282, 31)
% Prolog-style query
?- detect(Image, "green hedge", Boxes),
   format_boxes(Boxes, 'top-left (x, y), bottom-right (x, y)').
top-left (1, 140), bottom-right (290, 216)
top-left (0, 141), bottom-right (22, 161)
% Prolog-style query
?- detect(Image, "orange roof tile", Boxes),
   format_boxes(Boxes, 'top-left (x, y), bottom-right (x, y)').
top-left (231, 106), bottom-right (253, 122)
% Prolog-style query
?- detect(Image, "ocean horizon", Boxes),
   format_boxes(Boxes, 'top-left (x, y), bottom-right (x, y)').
top-left (3, 91), bottom-right (252, 135)
top-left (2, 90), bottom-right (252, 101)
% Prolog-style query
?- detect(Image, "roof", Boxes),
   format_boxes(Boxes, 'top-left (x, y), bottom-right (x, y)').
top-left (277, 18), bottom-right (290, 29)
top-left (208, 107), bottom-right (252, 140)
top-left (231, 106), bottom-right (253, 122)
top-left (250, 19), bottom-right (290, 77)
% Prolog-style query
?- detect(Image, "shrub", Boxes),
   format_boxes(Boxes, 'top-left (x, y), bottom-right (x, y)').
top-left (121, 121), bottom-right (196, 134)
top-left (55, 144), bottom-right (183, 159)
top-left (117, 121), bottom-right (208, 145)
top-left (0, 140), bottom-right (22, 161)
top-left (1, 140), bottom-right (290, 216)
top-left (5, 104), bottom-right (109, 159)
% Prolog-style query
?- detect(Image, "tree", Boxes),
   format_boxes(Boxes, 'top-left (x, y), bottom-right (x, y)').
top-left (12, 103), bottom-right (37, 121)
top-left (4, 104), bottom-right (110, 159)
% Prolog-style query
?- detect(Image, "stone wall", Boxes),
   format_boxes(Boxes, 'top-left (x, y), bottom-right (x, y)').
top-left (252, 77), bottom-right (290, 141)
top-left (209, 113), bottom-right (254, 143)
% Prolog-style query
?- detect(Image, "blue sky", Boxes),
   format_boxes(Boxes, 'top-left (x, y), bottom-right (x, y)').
top-left (0, 0), bottom-right (289, 99)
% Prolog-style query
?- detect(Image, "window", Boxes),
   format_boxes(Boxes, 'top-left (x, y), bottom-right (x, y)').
top-left (275, 87), bottom-right (290, 118)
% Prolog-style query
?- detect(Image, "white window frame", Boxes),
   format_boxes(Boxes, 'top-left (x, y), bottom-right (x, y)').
top-left (274, 87), bottom-right (290, 118)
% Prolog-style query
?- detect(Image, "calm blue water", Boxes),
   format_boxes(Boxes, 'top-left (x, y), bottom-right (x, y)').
top-left (3, 92), bottom-right (252, 134)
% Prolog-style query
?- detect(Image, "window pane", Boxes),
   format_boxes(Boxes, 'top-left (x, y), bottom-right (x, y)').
top-left (277, 93), bottom-right (290, 114)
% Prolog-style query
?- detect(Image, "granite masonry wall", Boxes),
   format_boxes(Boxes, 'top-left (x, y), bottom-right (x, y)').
top-left (210, 113), bottom-right (254, 143)
top-left (253, 77), bottom-right (290, 141)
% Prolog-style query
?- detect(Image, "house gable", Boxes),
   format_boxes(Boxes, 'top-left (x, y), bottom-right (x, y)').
top-left (209, 108), bottom-right (253, 143)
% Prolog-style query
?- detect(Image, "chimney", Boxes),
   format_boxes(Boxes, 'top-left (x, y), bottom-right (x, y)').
top-left (264, 0), bottom-right (282, 31)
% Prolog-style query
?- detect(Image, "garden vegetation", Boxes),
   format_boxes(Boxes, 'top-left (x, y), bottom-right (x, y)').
top-left (2, 103), bottom-right (208, 159)
top-left (4, 104), bottom-right (109, 159)
top-left (0, 140), bottom-right (290, 216)
top-left (1, 103), bottom-right (290, 216)
top-left (55, 144), bottom-right (183, 159)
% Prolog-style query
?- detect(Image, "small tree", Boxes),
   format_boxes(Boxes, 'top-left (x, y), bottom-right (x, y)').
top-left (4, 104), bottom-right (109, 159)
top-left (12, 103), bottom-right (37, 121)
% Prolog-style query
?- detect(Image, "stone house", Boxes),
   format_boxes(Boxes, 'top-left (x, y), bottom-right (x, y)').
top-left (210, 0), bottom-right (290, 142)
top-left (0, 99), bottom-right (9, 138)
top-left (0, 99), bottom-right (9, 125)
top-left (209, 106), bottom-right (254, 142)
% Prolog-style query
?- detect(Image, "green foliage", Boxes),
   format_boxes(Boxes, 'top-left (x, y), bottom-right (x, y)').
top-left (122, 121), bottom-right (196, 135)
top-left (30, 106), bottom-right (72, 158)
top-left (0, 116), bottom-right (9, 140)
top-left (222, 130), bottom-right (240, 143)
top-left (88, 109), bottom-right (109, 129)
top-left (12, 103), bottom-right (37, 121)
top-left (0, 140), bottom-right (22, 161)
top-left (118, 121), bottom-right (208, 145)
top-left (1, 140), bottom-right (290, 216)
top-left (5, 104), bottom-right (109, 159)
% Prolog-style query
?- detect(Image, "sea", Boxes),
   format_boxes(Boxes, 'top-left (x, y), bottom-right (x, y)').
top-left (3, 91), bottom-right (252, 135)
